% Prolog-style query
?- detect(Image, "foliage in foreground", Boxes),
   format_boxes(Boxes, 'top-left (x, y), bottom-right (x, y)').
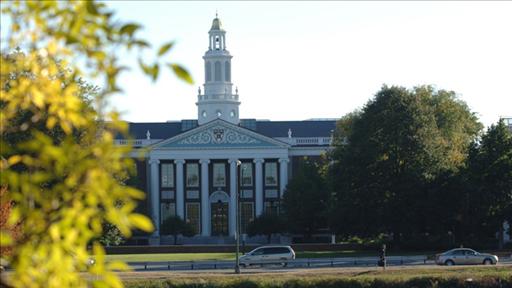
top-left (0, 1), bottom-right (192, 287)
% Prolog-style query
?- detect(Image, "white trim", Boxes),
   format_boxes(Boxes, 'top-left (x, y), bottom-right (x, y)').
top-left (150, 119), bottom-right (290, 149)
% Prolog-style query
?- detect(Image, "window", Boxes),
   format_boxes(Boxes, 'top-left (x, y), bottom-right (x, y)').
top-left (161, 202), bottom-right (175, 223)
top-left (161, 163), bottom-right (174, 188)
top-left (264, 201), bottom-right (279, 216)
top-left (213, 163), bottom-right (226, 187)
top-left (214, 61), bottom-right (221, 81)
top-left (265, 162), bottom-right (278, 186)
top-left (205, 62), bottom-right (211, 82)
top-left (202, 111), bottom-right (207, 118)
top-left (186, 190), bottom-right (199, 199)
top-left (241, 189), bottom-right (253, 198)
top-left (241, 163), bottom-right (252, 186)
top-left (240, 202), bottom-right (254, 233)
top-left (230, 110), bottom-right (236, 118)
top-left (186, 203), bottom-right (200, 235)
top-left (161, 190), bottom-right (174, 200)
top-left (225, 61), bottom-right (231, 81)
top-left (216, 110), bottom-right (222, 117)
top-left (265, 189), bottom-right (278, 198)
top-left (186, 163), bottom-right (199, 187)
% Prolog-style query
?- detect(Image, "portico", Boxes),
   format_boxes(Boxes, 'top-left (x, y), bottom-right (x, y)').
top-left (148, 119), bottom-right (290, 238)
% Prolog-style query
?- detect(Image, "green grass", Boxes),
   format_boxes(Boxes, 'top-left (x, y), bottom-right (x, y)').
top-left (122, 266), bottom-right (512, 287)
top-left (106, 250), bottom-right (435, 262)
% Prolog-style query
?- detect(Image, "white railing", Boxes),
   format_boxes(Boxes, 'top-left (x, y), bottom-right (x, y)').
top-left (115, 139), bottom-right (161, 147)
top-left (276, 137), bottom-right (332, 146)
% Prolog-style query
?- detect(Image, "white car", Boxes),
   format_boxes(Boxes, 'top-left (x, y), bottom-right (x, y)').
top-left (435, 248), bottom-right (498, 266)
top-left (239, 245), bottom-right (295, 267)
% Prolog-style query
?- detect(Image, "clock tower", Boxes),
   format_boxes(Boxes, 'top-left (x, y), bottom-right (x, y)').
top-left (197, 15), bottom-right (240, 125)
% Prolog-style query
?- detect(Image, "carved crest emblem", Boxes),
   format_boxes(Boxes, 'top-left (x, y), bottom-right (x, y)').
top-left (212, 128), bottom-right (224, 143)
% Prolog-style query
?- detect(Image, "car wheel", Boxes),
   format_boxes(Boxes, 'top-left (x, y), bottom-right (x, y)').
top-left (483, 259), bottom-right (492, 265)
top-left (445, 260), bottom-right (455, 266)
top-left (240, 263), bottom-right (247, 268)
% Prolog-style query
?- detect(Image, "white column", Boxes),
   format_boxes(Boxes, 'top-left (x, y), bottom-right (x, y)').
top-left (175, 159), bottom-right (185, 219)
top-left (149, 159), bottom-right (160, 236)
top-left (279, 158), bottom-right (289, 199)
top-left (228, 159), bottom-right (238, 236)
top-left (254, 158), bottom-right (264, 217)
top-left (200, 159), bottom-right (210, 236)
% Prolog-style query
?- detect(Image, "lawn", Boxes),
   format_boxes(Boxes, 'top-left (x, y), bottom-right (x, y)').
top-left (121, 265), bottom-right (512, 287)
top-left (106, 250), bottom-right (436, 262)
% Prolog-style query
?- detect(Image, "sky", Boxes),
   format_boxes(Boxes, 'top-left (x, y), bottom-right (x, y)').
top-left (92, 2), bottom-right (511, 127)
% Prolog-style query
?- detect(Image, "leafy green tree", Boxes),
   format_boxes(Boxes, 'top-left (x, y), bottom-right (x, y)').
top-left (282, 158), bottom-right (328, 240)
top-left (246, 214), bottom-right (285, 244)
top-left (466, 120), bottom-right (512, 246)
top-left (329, 85), bottom-right (481, 244)
top-left (1, 1), bottom-right (192, 287)
top-left (160, 216), bottom-right (195, 245)
top-left (99, 222), bottom-right (125, 247)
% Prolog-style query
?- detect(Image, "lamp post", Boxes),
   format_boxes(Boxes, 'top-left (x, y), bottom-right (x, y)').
top-left (234, 160), bottom-right (242, 274)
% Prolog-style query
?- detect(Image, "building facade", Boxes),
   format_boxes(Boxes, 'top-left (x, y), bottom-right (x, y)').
top-left (115, 16), bottom-right (336, 244)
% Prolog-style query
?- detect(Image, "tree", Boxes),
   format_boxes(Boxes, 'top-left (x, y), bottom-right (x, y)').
top-left (99, 223), bottom-right (125, 247)
top-left (329, 85), bottom-right (481, 244)
top-left (1, 1), bottom-right (192, 287)
top-left (466, 120), bottom-right (512, 247)
top-left (160, 216), bottom-right (195, 245)
top-left (282, 158), bottom-right (328, 240)
top-left (247, 214), bottom-right (285, 244)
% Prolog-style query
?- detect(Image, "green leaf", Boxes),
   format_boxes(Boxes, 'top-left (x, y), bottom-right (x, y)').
top-left (168, 63), bottom-right (193, 84)
top-left (150, 64), bottom-right (159, 82)
top-left (0, 231), bottom-right (12, 246)
top-left (138, 58), bottom-right (151, 75)
top-left (85, 1), bottom-right (99, 15)
top-left (157, 42), bottom-right (174, 56)
top-left (119, 23), bottom-right (141, 37)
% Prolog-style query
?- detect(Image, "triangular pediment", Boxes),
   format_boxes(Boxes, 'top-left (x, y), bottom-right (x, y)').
top-left (152, 119), bottom-right (289, 149)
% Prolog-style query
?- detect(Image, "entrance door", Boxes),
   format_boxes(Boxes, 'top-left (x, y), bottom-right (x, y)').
top-left (211, 201), bottom-right (228, 236)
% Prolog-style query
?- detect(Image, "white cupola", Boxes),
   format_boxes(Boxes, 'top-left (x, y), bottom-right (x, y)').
top-left (196, 14), bottom-right (240, 125)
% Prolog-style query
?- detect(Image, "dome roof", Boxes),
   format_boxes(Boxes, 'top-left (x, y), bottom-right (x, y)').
top-left (210, 17), bottom-right (223, 31)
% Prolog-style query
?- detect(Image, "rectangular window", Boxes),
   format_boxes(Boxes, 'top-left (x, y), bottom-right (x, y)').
top-left (241, 202), bottom-right (254, 234)
top-left (186, 190), bottom-right (200, 199)
top-left (241, 163), bottom-right (253, 186)
top-left (265, 162), bottom-right (278, 186)
top-left (186, 163), bottom-right (199, 187)
top-left (264, 201), bottom-right (279, 216)
top-left (186, 203), bottom-right (200, 235)
top-left (213, 163), bottom-right (226, 187)
top-left (241, 189), bottom-right (253, 199)
top-left (161, 190), bottom-right (175, 200)
top-left (161, 202), bottom-right (176, 223)
top-left (265, 189), bottom-right (278, 198)
top-left (161, 163), bottom-right (174, 188)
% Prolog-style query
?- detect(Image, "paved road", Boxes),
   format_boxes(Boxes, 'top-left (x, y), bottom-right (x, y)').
top-left (127, 255), bottom-right (512, 272)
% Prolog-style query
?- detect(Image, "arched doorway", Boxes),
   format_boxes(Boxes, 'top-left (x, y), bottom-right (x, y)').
top-left (210, 191), bottom-right (229, 236)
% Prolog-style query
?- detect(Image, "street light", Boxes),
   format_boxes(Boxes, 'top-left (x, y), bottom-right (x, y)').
top-left (234, 160), bottom-right (242, 274)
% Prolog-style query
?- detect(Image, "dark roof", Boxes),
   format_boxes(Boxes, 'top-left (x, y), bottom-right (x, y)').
top-left (118, 119), bottom-right (337, 140)
top-left (255, 120), bottom-right (336, 138)
top-left (123, 122), bottom-right (182, 140)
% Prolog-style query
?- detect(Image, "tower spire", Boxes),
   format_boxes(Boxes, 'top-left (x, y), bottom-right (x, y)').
top-left (197, 15), bottom-right (240, 125)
